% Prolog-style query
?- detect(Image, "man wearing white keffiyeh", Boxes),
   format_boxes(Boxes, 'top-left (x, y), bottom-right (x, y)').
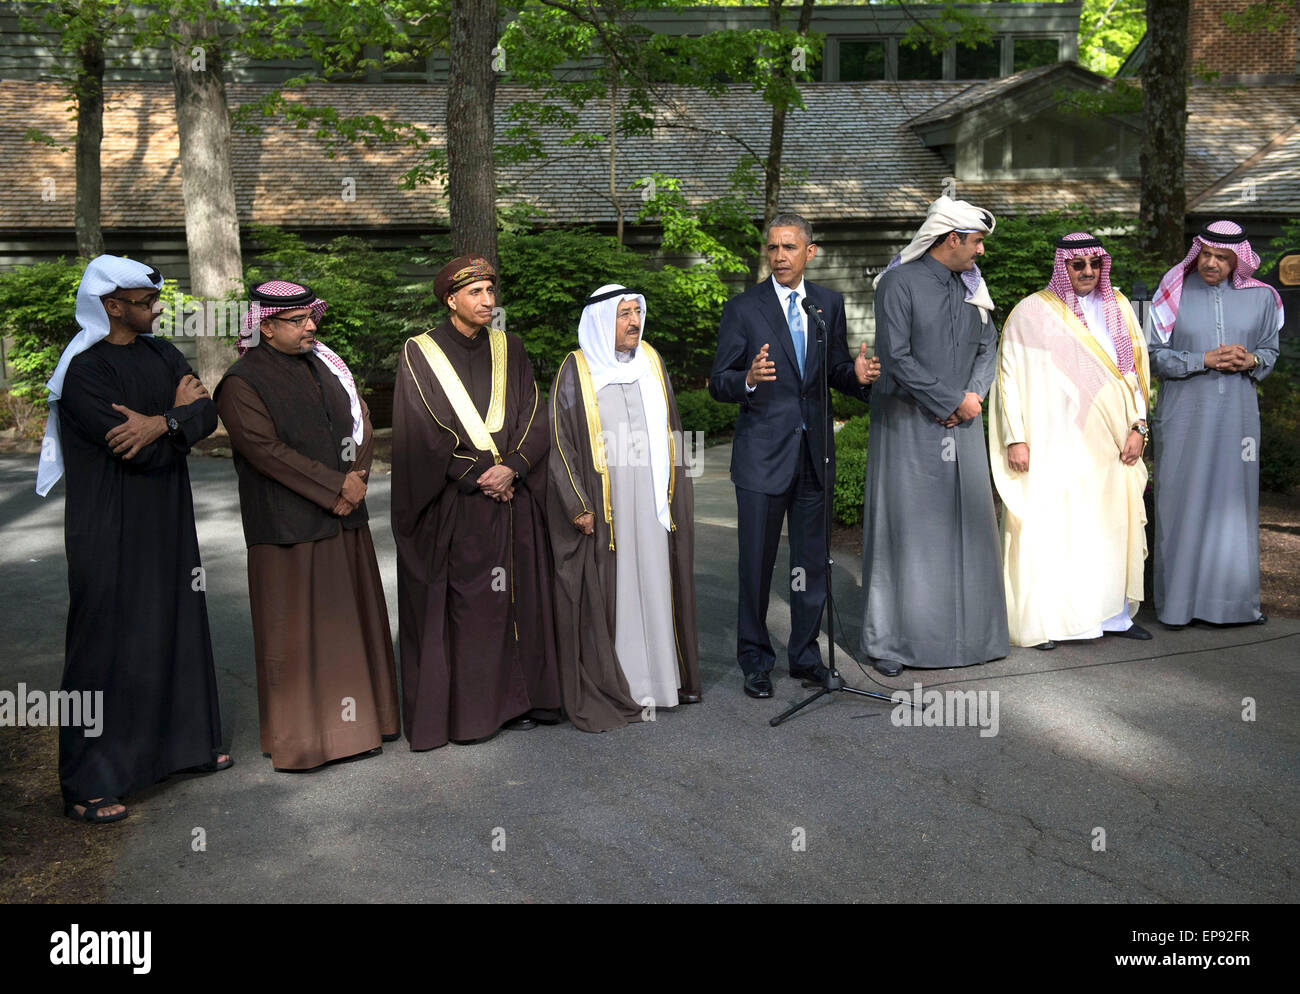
top-left (547, 285), bottom-right (702, 731)
top-left (860, 195), bottom-right (1008, 675)
top-left (39, 254), bottom-right (229, 823)
top-left (215, 280), bottom-right (400, 770)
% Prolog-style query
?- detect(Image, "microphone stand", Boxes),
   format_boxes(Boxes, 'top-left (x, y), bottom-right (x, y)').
top-left (771, 299), bottom-right (898, 726)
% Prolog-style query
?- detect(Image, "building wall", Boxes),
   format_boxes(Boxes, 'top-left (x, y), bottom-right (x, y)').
top-left (1188, 0), bottom-right (1300, 80)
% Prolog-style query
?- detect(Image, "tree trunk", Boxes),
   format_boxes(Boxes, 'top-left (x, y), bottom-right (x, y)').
top-left (610, 77), bottom-right (622, 244)
top-left (1140, 0), bottom-right (1189, 267)
top-left (756, 0), bottom-right (814, 281)
top-left (447, 0), bottom-right (498, 269)
top-left (74, 34), bottom-right (105, 259)
top-left (171, 3), bottom-right (243, 388)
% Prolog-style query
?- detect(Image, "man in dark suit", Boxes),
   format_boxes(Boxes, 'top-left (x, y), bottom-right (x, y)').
top-left (709, 214), bottom-right (879, 699)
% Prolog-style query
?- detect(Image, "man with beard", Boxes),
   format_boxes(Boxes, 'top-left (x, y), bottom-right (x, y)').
top-left (36, 255), bottom-right (228, 822)
top-left (860, 196), bottom-right (1008, 676)
top-left (989, 233), bottom-right (1151, 649)
top-left (392, 256), bottom-right (562, 747)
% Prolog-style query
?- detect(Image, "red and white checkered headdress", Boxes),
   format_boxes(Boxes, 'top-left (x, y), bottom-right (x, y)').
top-left (1149, 221), bottom-right (1284, 343)
top-left (242, 280), bottom-right (363, 445)
top-left (1047, 232), bottom-right (1134, 374)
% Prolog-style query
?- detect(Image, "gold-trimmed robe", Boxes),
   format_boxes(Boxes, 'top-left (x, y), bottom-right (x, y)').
top-left (989, 289), bottom-right (1150, 646)
top-left (547, 345), bottom-right (701, 732)
top-left (392, 321), bottom-right (561, 748)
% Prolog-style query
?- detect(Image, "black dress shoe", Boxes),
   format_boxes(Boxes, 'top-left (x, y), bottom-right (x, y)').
top-left (1254, 614), bottom-right (1268, 625)
top-left (1106, 624), bottom-right (1152, 640)
top-left (677, 693), bottom-right (702, 704)
top-left (789, 664), bottom-right (829, 683)
top-left (1034, 641), bottom-right (1057, 651)
top-left (872, 658), bottom-right (903, 677)
top-left (1160, 621), bottom-right (1186, 631)
top-left (502, 715), bottom-right (537, 731)
top-left (527, 707), bottom-right (563, 725)
top-left (743, 672), bottom-right (773, 699)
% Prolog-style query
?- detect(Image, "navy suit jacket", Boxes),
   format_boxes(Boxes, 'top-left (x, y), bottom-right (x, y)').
top-left (709, 278), bottom-right (868, 496)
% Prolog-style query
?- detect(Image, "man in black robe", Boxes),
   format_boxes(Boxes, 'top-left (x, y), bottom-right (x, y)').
top-left (36, 255), bottom-right (229, 823)
top-left (392, 256), bottom-right (563, 747)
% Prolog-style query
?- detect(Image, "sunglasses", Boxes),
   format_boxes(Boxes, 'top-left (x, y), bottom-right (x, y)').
top-left (1068, 259), bottom-right (1103, 273)
top-left (110, 292), bottom-right (161, 309)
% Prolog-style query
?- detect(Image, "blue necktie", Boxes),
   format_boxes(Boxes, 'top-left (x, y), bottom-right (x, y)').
top-left (788, 290), bottom-right (805, 377)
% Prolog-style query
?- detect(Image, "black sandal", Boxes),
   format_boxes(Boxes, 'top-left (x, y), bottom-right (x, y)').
top-left (65, 797), bottom-right (128, 824)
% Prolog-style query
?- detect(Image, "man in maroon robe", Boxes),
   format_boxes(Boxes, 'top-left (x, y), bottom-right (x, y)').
top-left (392, 256), bottom-right (563, 747)
top-left (215, 280), bottom-right (401, 770)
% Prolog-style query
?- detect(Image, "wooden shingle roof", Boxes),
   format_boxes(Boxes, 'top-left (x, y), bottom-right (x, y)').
top-left (2, 77), bottom-right (1297, 235)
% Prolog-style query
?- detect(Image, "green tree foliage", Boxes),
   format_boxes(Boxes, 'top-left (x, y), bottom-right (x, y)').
top-left (979, 206), bottom-right (1166, 328)
top-left (1079, 0), bottom-right (1147, 76)
top-left (1260, 219), bottom-right (1300, 274)
top-left (244, 226), bottom-right (422, 388)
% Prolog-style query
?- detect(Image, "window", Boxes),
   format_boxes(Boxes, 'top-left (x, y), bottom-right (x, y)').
top-left (840, 40), bottom-right (886, 81)
top-left (956, 40), bottom-right (1000, 80)
top-left (982, 131), bottom-right (1006, 172)
top-left (897, 42), bottom-right (944, 80)
top-left (1009, 119), bottom-right (1061, 169)
top-left (992, 110), bottom-right (1139, 174)
top-left (1013, 38), bottom-right (1059, 72)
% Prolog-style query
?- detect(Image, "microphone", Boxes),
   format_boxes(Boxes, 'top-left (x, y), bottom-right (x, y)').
top-left (802, 296), bottom-right (827, 338)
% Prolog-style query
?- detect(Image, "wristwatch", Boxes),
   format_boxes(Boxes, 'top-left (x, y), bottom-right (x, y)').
top-left (1131, 422), bottom-right (1149, 447)
top-left (1250, 353), bottom-right (1261, 371)
top-left (164, 414), bottom-right (180, 437)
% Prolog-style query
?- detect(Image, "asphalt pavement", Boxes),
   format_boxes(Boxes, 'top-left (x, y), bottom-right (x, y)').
top-left (1, 448), bottom-right (1296, 903)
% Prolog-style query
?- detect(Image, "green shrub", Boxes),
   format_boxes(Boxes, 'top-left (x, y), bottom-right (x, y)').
top-left (245, 226), bottom-right (418, 389)
top-left (0, 257), bottom-right (87, 403)
top-left (403, 227), bottom-right (728, 388)
top-left (979, 207), bottom-right (1166, 328)
top-left (832, 413), bottom-right (870, 526)
top-left (832, 390), bottom-right (869, 420)
top-left (1260, 360), bottom-right (1300, 493)
top-left (675, 387), bottom-right (735, 440)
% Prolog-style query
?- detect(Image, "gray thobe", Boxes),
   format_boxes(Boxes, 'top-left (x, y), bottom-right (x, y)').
top-left (597, 374), bottom-right (680, 707)
top-left (1147, 273), bottom-right (1279, 625)
top-left (860, 254), bottom-right (1009, 668)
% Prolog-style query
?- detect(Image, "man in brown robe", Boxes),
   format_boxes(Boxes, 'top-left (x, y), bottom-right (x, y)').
top-left (214, 280), bottom-right (400, 770)
top-left (392, 256), bottom-right (563, 747)
top-left (548, 285), bottom-right (701, 731)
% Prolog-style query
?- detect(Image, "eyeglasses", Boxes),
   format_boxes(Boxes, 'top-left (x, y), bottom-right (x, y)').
top-left (1068, 259), bottom-right (1103, 273)
top-left (270, 312), bottom-right (316, 327)
top-left (110, 293), bottom-right (160, 309)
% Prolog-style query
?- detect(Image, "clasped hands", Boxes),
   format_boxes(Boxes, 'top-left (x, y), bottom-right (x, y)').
top-left (332, 470), bottom-right (368, 516)
top-left (477, 463), bottom-right (516, 503)
top-left (106, 374), bottom-right (208, 460)
top-left (939, 392), bottom-right (982, 429)
top-left (745, 342), bottom-right (881, 388)
top-left (1204, 344), bottom-right (1255, 373)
